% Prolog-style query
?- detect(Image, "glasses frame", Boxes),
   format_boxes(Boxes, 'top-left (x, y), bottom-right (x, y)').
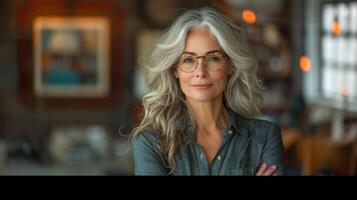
top-left (176, 50), bottom-right (229, 73)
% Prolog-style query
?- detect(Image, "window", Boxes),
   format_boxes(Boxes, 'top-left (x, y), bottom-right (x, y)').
top-left (304, 0), bottom-right (357, 112)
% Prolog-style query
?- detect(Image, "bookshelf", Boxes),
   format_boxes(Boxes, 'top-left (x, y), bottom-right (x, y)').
top-left (231, 5), bottom-right (294, 125)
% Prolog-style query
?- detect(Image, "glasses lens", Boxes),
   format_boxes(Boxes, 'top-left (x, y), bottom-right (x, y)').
top-left (205, 52), bottom-right (225, 71)
top-left (178, 54), bottom-right (197, 72)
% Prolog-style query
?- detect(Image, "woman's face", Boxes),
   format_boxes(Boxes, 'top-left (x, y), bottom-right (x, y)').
top-left (174, 26), bottom-right (231, 104)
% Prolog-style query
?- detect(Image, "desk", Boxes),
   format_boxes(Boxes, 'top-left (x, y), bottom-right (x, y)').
top-left (297, 135), bottom-right (356, 175)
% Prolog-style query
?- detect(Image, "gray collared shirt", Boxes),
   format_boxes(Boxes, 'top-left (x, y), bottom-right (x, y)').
top-left (132, 109), bottom-right (285, 175)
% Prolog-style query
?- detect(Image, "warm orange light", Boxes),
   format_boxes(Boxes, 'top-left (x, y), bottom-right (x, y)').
top-left (299, 55), bottom-right (311, 72)
top-left (341, 84), bottom-right (349, 97)
top-left (332, 21), bottom-right (341, 36)
top-left (242, 10), bottom-right (256, 24)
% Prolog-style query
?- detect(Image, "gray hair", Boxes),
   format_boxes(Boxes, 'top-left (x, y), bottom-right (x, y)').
top-left (131, 7), bottom-right (264, 172)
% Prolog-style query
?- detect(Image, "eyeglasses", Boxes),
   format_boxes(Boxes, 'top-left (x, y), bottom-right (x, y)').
top-left (177, 51), bottom-right (228, 73)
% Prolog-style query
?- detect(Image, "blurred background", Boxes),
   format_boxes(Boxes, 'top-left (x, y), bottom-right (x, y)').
top-left (0, 0), bottom-right (356, 175)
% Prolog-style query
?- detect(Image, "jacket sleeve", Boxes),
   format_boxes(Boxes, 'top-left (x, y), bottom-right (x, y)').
top-left (132, 133), bottom-right (168, 175)
top-left (261, 124), bottom-right (285, 175)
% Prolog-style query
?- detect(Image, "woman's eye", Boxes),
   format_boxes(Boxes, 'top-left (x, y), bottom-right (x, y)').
top-left (183, 58), bottom-right (195, 64)
top-left (209, 56), bottom-right (220, 62)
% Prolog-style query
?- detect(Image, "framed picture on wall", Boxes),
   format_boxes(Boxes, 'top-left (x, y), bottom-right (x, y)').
top-left (17, 0), bottom-right (126, 109)
top-left (33, 17), bottom-right (110, 97)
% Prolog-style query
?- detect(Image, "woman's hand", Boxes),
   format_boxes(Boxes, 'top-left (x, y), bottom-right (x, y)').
top-left (255, 163), bottom-right (277, 176)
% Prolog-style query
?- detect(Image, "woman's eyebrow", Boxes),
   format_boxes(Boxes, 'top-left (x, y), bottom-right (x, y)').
top-left (182, 50), bottom-right (223, 55)
top-left (182, 51), bottom-right (196, 55)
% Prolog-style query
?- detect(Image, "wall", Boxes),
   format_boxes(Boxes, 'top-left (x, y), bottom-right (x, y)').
top-left (0, 0), bottom-right (142, 138)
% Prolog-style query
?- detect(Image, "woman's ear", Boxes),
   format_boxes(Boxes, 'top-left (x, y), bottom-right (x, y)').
top-left (228, 66), bottom-right (233, 76)
top-left (173, 68), bottom-right (179, 78)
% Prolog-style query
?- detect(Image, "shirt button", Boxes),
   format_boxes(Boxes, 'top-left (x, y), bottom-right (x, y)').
top-left (200, 154), bottom-right (204, 160)
top-left (217, 156), bottom-right (222, 161)
top-left (228, 130), bottom-right (233, 134)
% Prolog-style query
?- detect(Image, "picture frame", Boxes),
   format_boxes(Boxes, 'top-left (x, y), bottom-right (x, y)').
top-left (33, 17), bottom-right (110, 98)
top-left (17, 0), bottom-right (126, 109)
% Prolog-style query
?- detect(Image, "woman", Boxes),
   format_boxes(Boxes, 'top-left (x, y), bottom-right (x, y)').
top-left (131, 7), bottom-right (285, 175)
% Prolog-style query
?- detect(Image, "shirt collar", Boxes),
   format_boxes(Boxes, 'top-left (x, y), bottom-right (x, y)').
top-left (178, 107), bottom-right (251, 142)
top-left (228, 108), bottom-right (250, 137)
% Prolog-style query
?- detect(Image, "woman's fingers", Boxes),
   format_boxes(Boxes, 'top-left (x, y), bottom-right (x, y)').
top-left (256, 163), bottom-right (268, 176)
top-left (256, 163), bottom-right (278, 176)
top-left (263, 165), bottom-right (277, 176)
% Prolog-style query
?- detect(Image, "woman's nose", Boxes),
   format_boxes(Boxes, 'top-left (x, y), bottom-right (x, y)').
top-left (194, 58), bottom-right (208, 77)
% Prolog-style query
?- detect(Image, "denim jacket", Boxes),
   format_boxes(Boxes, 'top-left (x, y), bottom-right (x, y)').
top-left (132, 109), bottom-right (285, 175)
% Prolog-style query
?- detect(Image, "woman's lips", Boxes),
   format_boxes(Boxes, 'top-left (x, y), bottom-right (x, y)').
top-left (191, 84), bottom-right (213, 90)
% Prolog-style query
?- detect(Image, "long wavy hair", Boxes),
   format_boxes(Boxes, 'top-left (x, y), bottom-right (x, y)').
top-left (130, 7), bottom-right (264, 172)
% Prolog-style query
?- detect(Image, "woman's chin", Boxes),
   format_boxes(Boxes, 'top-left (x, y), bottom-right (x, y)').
top-left (186, 95), bottom-right (218, 102)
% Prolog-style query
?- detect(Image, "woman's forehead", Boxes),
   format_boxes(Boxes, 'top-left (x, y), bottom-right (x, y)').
top-left (184, 26), bottom-right (221, 54)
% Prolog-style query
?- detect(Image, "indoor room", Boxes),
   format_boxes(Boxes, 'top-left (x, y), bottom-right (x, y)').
top-left (0, 0), bottom-right (356, 175)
